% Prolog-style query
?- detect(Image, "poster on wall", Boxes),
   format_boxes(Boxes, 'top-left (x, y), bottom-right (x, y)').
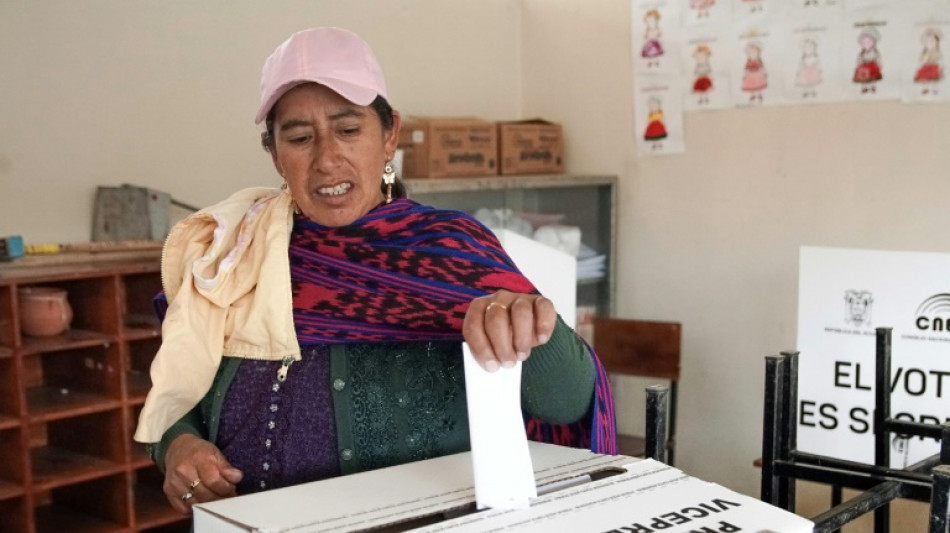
top-left (730, 0), bottom-right (774, 21)
top-left (684, 0), bottom-right (732, 28)
top-left (898, 9), bottom-right (950, 103)
top-left (797, 246), bottom-right (950, 466)
top-left (631, 0), bottom-right (684, 75)
top-left (682, 30), bottom-right (736, 110)
top-left (776, 13), bottom-right (846, 103)
top-left (840, 7), bottom-right (903, 101)
top-left (732, 23), bottom-right (786, 107)
top-left (633, 75), bottom-right (686, 156)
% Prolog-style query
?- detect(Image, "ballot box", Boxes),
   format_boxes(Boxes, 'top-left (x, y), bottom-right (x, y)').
top-left (193, 442), bottom-right (813, 532)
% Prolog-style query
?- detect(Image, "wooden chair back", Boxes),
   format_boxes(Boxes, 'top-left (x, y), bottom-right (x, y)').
top-left (592, 318), bottom-right (681, 382)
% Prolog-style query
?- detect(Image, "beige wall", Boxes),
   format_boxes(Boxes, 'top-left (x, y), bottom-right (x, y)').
top-left (0, 0), bottom-right (522, 243)
top-left (522, 0), bottom-right (947, 529)
top-left (3, 1), bottom-right (947, 529)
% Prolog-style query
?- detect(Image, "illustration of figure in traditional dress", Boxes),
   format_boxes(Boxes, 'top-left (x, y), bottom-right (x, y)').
top-left (742, 0), bottom-right (764, 14)
top-left (643, 97), bottom-right (668, 150)
top-left (690, 0), bottom-right (715, 19)
top-left (795, 38), bottom-right (823, 98)
top-left (741, 42), bottom-right (768, 104)
top-left (853, 28), bottom-right (883, 94)
top-left (641, 9), bottom-right (664, 68)
top-left (914, 28), bottom-right (943, 95)
top-left (692, 45), bottom-right (714, 105)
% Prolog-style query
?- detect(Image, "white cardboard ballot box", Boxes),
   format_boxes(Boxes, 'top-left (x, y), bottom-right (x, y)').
top-left (194, 442), bottom-right (813, 533)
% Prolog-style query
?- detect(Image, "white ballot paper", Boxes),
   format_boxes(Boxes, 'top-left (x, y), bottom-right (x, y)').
top-left (462, 342), bottom-right (538, 510)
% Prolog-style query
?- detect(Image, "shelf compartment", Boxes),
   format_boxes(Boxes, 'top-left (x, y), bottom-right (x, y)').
top-left (14, 277), bottom-right (120, 345)
top-left (0, 285), bottom-right (13, 350)
top-left (125, 338), bottom-right (161, 402)
top-left (26, 386), bottom-right (122, 423)
top-left (31, 446), bottom-right (125, 491)
top-left (0, 358), bottom-right (20, 423)
top-left (18, 329), bottom-right (115, 356)
top-left (133, 467), bottom-right (186, 530)
top-left (24, 344), bottom-right (123, 421)
top-left (0, 496), bottom-right (29, 532)
top-left (34, 473), bottom-right (131, 533)
top-left (30, 410), bottom-right (127, 490)
top-left (0, 427), bottom-right (26, 499)
top-left (127, 404), bottom-right (150, 467)
top-left (123, 321), bottom-right (161, 342)
top-left (122, 273), bottom-right (163, 341)
top-left (126, 372), bottom-right (150, 404)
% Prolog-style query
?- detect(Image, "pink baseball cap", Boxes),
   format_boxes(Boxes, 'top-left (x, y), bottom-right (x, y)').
top-left (255, 27), bottom-right (388, 124)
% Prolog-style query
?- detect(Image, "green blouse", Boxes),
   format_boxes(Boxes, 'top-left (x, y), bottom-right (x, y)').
top-left (149, 316), bottom-right (594, 476)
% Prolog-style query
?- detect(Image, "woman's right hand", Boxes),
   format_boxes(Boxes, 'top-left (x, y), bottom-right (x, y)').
top-left (162, 433), bottom-right (244, 514)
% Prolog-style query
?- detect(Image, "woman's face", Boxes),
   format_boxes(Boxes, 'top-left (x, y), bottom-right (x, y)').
top-left (860, 35), bottom-right (875, 50)
top-left (269, 83), bottom-right (400, 227)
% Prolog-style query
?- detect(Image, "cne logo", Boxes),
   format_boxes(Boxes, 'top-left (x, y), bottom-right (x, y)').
top-left (915, 293), bottom-right (950, 332)
top-left (844, 290), bottom-right (873, 327)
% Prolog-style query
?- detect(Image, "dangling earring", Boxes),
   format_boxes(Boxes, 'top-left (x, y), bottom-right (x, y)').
top-left (281, 181), bottom-right (300, 214)
top-left (382, 161), bottom-right (396, 204)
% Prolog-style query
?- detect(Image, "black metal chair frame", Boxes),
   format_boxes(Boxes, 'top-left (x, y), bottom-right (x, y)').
top-left (761, 327), bottom-right (950, 533)
top-left (645, 384), bottom-right (670, 464)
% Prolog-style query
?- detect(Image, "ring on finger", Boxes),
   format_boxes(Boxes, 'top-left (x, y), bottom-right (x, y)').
top-left (181, 491), bottom-right (194, 503)
top-left (189, 479), bottom-right (202, 490)
top-left (485, 302), bottom-right (508, 313)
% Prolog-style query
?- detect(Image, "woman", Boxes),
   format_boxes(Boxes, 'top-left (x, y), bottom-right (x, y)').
top-left (133, 27), bottom-right (615, 514)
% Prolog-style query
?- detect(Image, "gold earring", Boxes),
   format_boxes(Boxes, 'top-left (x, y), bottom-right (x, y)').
top-left (382, 162), bottom-right (396, 204)
top-left (280, 181), bottom-right (300, 214)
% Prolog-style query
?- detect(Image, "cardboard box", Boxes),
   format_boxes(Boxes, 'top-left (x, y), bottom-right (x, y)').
top-left (497, 119), bottom-right (564, 175)
top-left (193, 442), bottom-right (814, 532)
top-left (398, 117), bottom-right (498, 178)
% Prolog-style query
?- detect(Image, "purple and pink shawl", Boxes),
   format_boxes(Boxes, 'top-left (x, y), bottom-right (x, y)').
top-left (157, 199), bottom-right (616, 455)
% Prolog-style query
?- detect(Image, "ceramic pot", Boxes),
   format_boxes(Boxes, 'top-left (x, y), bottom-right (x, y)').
top-left (18, 287), bottom-right (73, 337)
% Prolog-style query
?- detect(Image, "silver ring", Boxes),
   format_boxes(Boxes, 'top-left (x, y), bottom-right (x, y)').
top-left (189, 479), bottom-right (202, 489)
top-left (181, 491), bottom-right (194, 503)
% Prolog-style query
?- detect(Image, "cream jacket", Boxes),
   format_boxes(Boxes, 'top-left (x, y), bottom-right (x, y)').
top-left (133, 187), bottom-right (301, 443)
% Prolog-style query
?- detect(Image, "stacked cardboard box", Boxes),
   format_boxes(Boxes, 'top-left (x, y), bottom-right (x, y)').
top-left (398, 117), bottom-right (498, 178)
top-left (397, 116), bottom-right (565, 178)
top-left (496, 119), bottom-right (564, 175)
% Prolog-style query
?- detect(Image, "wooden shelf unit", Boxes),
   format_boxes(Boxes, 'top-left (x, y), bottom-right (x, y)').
top-left (0, 253), bottom-right (189, 533)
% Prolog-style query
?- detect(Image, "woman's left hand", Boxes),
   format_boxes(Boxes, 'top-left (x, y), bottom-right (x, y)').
top-left (463, 290), bottom-right (556, 372)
